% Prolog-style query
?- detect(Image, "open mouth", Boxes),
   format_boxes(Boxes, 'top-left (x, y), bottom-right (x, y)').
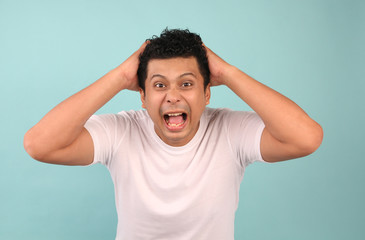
top-left (163, 112), bottom-right (187, 128)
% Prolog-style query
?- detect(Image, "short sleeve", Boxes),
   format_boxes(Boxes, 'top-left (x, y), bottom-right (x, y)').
top-left (84, 114), bottom-right (127, 166)
top-left (225, 110), bottom-right (265, 167)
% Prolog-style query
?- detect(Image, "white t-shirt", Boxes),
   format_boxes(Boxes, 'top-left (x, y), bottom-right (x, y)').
top-left (84, 107), bottom-right (265, 240)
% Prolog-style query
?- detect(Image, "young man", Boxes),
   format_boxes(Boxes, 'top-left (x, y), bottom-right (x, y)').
top-left (24, 29), bottom-right (323, 239)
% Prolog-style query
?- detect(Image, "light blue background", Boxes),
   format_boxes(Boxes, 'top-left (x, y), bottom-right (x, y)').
top-left (1, 0), bottom-right (364, 239)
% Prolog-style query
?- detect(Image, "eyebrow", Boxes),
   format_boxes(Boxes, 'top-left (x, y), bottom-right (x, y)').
top-left (150, 72), bottom-right (196, 80)
top-left (150, 74), bottom-right (166, 80)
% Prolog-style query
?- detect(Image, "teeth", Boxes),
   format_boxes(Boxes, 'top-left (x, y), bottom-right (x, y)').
top-left (167, 113), bottom-right (183, 116)
top-left (168, 122), bottom-right (184, 127)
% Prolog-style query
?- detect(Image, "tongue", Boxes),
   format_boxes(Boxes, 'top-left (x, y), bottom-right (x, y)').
top-left (168, 115), bottom-right (184, 124)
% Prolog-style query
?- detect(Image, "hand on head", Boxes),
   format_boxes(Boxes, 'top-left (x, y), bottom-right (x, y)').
top-left (114, 41), bottom-right (148, 91)
top-left (203, 44), bottom-right (232, 87)
top-left (117, 40), bottom-right (232, 92)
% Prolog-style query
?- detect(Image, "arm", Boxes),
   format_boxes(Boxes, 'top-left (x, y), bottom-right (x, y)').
top-left (204, 45), bottom-right (323, 162)
top-left (23, 42), bottom-right (147, 166)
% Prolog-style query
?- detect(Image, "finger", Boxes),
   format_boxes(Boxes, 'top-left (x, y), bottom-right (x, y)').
top-left (130, 41), bottom-right (148, 59)
top-left (202, 43), bottom-right (210, 53)
top-left (203, 44), bottom-right (218, 61)
top-left (140, 41), bottom-right (148, 50)
top-left (139, 40), bottom-right (150, 52)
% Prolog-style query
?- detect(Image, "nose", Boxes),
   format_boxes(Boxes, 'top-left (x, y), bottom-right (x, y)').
top-left (166, 88), bottom-right (181, 104)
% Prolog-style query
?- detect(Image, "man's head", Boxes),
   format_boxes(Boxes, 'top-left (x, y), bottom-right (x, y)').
top-left (137, 28), bottom-right (210, 92)
top-left (137, 29), bottom-right (211, 147)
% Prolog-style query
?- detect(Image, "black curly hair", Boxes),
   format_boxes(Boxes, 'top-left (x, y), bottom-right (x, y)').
top-left (137, 28), bottom-right (210, 92)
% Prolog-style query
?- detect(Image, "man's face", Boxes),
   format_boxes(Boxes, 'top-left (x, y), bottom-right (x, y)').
top-left (140, 57), bottom-right (210, 147)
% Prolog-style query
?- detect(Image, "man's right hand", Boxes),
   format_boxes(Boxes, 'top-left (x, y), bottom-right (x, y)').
top-left (112, 41), bottom-right (148, 91)
top-left (23, 42), bottom-right (147, 165)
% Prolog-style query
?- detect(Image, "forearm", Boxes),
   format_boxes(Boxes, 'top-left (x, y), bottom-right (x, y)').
top-left (204, 44), bottom-right (322, 161)
top-left (24, 68), bottom-right (126, 158)
top-left (224, 66), bottom-right (322, 149)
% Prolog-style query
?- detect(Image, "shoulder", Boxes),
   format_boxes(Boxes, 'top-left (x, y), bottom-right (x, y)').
top-left (203, 107), bottom-right (230, 120)
top-left (117, 109), bottom-right (150, 122)
top-left (203, 107), bottom-right (259, 123)
top-left (86, 109), bottom-right (149, 130)
top-left (203, 108), bottom-right (264, 138)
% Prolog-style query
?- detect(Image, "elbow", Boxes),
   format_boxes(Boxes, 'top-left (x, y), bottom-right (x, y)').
top-left (298, 123), bottom-right (324, 157)
top-left (23, 131), bottom-right (47, 162)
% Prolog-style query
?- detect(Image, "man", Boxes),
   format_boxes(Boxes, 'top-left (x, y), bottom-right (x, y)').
top-left (24, 29), bottom-right (323, 239)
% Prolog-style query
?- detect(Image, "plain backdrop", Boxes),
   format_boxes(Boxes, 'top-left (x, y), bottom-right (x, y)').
top-left (1, 0), bottom-right (364, 239)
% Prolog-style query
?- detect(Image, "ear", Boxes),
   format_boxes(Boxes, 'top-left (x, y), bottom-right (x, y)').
top-left (139, 88), bottom-right (146, 109)
top-left (205, 83), bottom-right (211, 105)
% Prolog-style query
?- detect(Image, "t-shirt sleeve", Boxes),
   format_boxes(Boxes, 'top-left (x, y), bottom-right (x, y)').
top-left (225, 110), bottom-right (266, 167)
top-left (84, 113), bottom-right (127, 166)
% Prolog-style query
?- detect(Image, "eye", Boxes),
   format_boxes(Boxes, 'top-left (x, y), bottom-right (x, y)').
top-left (154, 83), bottom-right (165, 88)
top-left (182, 82), bottom-right (192, 87)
